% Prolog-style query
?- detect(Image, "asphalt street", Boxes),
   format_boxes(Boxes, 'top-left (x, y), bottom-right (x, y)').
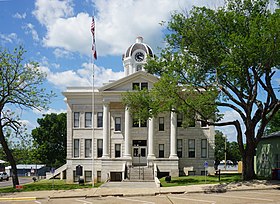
top-left (1, 189), bottom-right (279, 204)
top-left (0, 177), bottom-right (33, 188)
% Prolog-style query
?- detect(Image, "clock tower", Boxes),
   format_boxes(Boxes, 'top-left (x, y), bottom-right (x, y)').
top-left (122, 36), bottom-right (154, 76)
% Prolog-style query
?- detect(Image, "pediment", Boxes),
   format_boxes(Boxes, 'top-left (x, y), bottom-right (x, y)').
top-left (99, 71), bottom-right (158, 92)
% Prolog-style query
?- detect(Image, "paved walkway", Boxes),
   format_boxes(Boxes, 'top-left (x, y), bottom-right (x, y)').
top-left (100, 181), bottom-right (157, 188)
top-left (0, 180), bottom-right (279, 201)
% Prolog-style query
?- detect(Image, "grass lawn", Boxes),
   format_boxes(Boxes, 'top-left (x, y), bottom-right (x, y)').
top-left (0, 179), bottom-right (102, 193)
top-left (160, 174), bottom-right (242, 187)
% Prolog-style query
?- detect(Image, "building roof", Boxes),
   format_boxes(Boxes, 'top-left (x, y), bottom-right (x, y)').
top-left (262, 131), bottom-right (280, 139)
top-left (5, 164), bottom-right (45, 170)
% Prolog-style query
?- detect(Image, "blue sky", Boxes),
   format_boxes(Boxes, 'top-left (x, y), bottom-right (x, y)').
top-left (2, 0), bottom-right (277, 142)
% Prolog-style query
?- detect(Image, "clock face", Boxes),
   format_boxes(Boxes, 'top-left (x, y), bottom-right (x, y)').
top-left (135, 52), bottom-right (145, 62)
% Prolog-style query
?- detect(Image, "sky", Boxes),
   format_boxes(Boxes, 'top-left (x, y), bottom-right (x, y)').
top-left (1, 0), bottom-right (273, 142)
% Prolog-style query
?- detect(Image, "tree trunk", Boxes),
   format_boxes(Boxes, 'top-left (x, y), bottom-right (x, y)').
top-left (0, 127), bottom-right (19, 188)
top-left (242, 143), bottom-right (256, 180)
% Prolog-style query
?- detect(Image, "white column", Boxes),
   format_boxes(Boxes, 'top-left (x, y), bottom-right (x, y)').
top-left (147, 117), bottom-right (155, 159)
top-left (102, 102), bottom-right (109, 158)
top-left (169, 111), bottom-right (178, 159)
top-left (124, 106), bottom-right (131, 158)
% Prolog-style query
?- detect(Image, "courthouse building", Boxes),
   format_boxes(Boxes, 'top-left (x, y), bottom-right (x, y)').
top-left (63, 37), bottom-right (215, 183)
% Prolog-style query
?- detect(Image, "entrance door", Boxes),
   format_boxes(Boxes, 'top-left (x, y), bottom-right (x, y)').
top-left (132, 146), bottom-right (147, 165)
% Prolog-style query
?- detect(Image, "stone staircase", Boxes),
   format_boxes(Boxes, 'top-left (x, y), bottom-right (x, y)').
top-left (128, 166), bottom-right (154, 181)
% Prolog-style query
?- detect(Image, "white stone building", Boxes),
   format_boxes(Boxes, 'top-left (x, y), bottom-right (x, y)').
top-left (63, 37), bottom-right (215, 183)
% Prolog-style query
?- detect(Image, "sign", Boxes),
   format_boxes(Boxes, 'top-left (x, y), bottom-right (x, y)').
top-left (204, 161), bottom-right (208, 168)
top-left (76, 165), bottom-right (83, 176)
top-left (16, 185), bottom-right (23, 190)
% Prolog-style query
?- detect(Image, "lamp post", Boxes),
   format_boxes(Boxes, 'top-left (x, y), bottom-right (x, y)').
top-left (224, 135), bottom-right (227, 171)
top-left (137, 144), bottom-right (140, 179)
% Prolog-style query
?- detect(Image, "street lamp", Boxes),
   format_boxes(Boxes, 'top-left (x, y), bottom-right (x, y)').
top-left (224, 135), bottom-right (227, 170)
top-left (137, 144), bottom-right (140, 179)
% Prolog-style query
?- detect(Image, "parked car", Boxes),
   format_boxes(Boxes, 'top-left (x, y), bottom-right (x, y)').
top-left (0, 172), bottom-right (9, 181)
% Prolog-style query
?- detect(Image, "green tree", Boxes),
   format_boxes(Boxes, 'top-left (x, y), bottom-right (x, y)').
top-left (227, 141), bottom-right (242, 164)
top-left (123, 0), bottom-right (280, 180)
top-left (265, 110), bottom-right (280, 134)
top-left (214, 130), bottom-right (225, 167)
top-left (0, 46), bottom-right (54, 187)
top-left (31, 113), bottom-right (66, 168)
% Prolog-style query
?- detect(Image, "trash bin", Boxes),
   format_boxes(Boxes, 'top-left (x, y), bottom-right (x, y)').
top-left (165, 176), bottom-right (171, 183)
top-left (78, 178), bottom-right (84, 185)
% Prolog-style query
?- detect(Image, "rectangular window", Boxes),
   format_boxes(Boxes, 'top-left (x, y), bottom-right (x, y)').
top-left (201, 139), bottom-right (207, 158)
top-left (159, 144), bottom-right (164, 158)
top-left (73, 171), bottom-right (79, 182)
top-left (115, 117), bottom-right (121, 131)
top-left (177, 139), bottom-right (183, 158)
top-left (201, 120), bottom-right (207, 127)
top-left (85, 112), bottom-right (92, 127)
top-left (85, 139), bottom-right (92, 158)
top-left (97, 171), bottom-right (101, 183)
top-left (159, 117), bottom-right (164, 131)
top-left (132, 117), bottom-right (139, 127)
top-left (141, 82), bottom-right (148, 90)
top-left (74, 112), bottom-right (80, 127)
top-left (73, 139), bottom-right (79, 158)
top-left (132, 117), bottom-right (147, 127)
top-left (115, 144), bottom-right (121, 158)
top-left (84, 171), bottom-right (92, 182)
top-left (140, 120), bottom-right (147, 127)
top-left (188, 118), bottom-right (196, 127)
top-left (97, 139), bottom-right (103, 158)
top-left (188, 139), bottom-right (195, 158)
top-left (132, 82), bottom-right (140, 90)
top-left (97, 112), bottom-right (103, 127)
top-left (177, 113), bottom-right (183, 127)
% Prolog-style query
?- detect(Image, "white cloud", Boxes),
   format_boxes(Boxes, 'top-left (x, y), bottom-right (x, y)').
top-left (0, 33), bottom-right (18, 44)
top-left (13, 12), bottom-right (27, 19)
top-left (19, 119), bottom-right (36, 130)
top-left (23, 23), bottom-right (39, 41)
top-left (33, 0), bottom-right (224, 57)
top-left (53, 48), bottom-right (73, 58)
top-left (43, 12), bottom-right (91, 55)
top-left (215, 110), bottom-right (245, 142)
top-left (32, 108), bottom-right (66, 115)
top-left (39, 62), bottom-right (124, 90)
top-left (33, 0), bottom-right (74, 27)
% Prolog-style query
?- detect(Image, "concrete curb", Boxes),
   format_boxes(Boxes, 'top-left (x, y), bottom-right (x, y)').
top-left (2, 182), bottom-right (279, 201)
top-left (0, 197), bottom-right (36, 201)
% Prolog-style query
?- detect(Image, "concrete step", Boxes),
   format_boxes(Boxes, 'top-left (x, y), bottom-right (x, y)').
top-left (129, 167), bottom-right (154, 181)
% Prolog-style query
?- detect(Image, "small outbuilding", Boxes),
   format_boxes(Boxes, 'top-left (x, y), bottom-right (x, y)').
top-left (5, 164), bottom-right (46, 177)
top-left (256, 131), bottom-right (280, 179)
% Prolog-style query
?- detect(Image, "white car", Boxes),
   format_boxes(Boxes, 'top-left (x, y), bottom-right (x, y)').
top-left (0, 172), bottom-right (9, 181)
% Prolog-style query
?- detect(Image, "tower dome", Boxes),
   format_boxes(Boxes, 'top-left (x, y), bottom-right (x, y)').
top-left (123, 36), bottom-right (154, 60)
top-left (122, 37), bottom-right (154, 76)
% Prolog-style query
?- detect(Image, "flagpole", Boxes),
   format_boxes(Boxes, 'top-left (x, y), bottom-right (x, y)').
top-left (91, 55), bottom-right (95, 188)
top-left (91, 16), bottom-right (97, 188)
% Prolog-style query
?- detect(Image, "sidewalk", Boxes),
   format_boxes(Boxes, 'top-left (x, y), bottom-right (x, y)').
top-left (0, 180), bottom-right (279, 201)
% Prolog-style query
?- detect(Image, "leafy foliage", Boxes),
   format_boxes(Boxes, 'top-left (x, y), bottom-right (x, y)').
top-left (31, 113), bottom-right (66, 168)
top-left (124, 0), bottom-right (280, 180)
top-left (265, 110), bottom-right (280, 134)
top-left (0, 46), bottom-right (54, 187)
